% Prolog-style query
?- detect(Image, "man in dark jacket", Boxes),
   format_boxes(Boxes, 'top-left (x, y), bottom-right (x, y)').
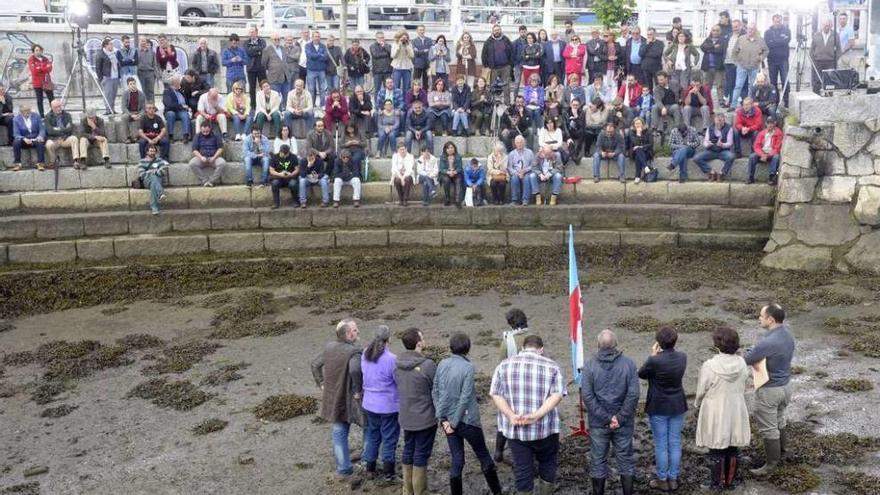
top-left (542, 31), bottom-right (566, 85)
top-left (701, 25), bottom-right (727, 102)
top-left (405, 100), bottom-right (434, 155)
top-left (764, 14), bottom-right (792, 104)
top-left (191, 38), bottom-right (220, 88)
top-left (639, 28), bottom-right (664, 92)
top-left (586, 29), bottom-right (606, 85)
top-left (394, 328), bottom-right (438, 495)
top-left (582, 329), bottom-right (639, 495)
top-left (746, 304), bottom-right (795, 476)
top-left (512, 25), bottom-right (528, 94)
top-left (481, 25), bottom-right (514, 104)
top-left (651, 72), bottom-right (682, 132)
top-left (624, 27), bottom-right (646, 86)
top-left (370, 32), bottom-right (393, 103)
top-left (95, 38), bottom-right (120, 115)
top-left (245, 26), bottom-right (267, 109)
top-left (311, 319), bottom-right (364, 481)
top-left (343, 40), bottom-right (371, 91)
top-left (592, 122), bottom-right (626, 183)
top-left (412, 25), bottom-right (434, 90)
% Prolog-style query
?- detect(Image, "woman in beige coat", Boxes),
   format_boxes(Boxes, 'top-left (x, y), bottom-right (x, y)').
top-left (695, 326), bottom-right (750, 491)
top-left (391, 31), bottom-right (415, 93)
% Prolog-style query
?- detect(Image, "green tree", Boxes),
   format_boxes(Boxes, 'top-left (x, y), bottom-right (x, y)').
top-left (593, 0), bottom-right (636, 30)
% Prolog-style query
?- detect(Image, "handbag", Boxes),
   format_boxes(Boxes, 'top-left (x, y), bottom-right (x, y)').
top-left (463, 187), bottom-right (474, 207)
top-left (42, 74), bottom-right (54, 92)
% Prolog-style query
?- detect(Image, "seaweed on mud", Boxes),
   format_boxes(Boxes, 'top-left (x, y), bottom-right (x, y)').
top-left (2, 351), bottom-right (35, 367)
top-left (499, 301), bottom-right (512, 307)
top-left (836, 472), bottom-right (880, 495)
top-left (201, 362), bottom-right (250, 386)
top-left (616, 316), bottom-right (727, 334)
top-left (0, 382), bottom-right (20, 398)
top-left (127, 378), bottom-right (212, 411)
top-left (422, 345), bottom-right (449, 363)
top-left (671, 279), bottom-right (701, 292)
top-left (814, 370), bottom-right (829, 378)
top-left (30, 381), bottom-right (67, 404)
top-left (474, 329), bottom-right (501, 347)
top-left (141, 341), bottom-right (221, 375)
top-left (766, 464), bottom-right (820, 493)
top-left (721, 299), bottom-right (761, 319)
top-left (848, 333), bottom-right (880, 358)
top-left (210, 290), bottom-right (277, 327)
top-left (474, 373), bottom-right (492, 403)
top-left (826, 378), bottom-right (874, 392)
top-left (806, 288), bottom-right (864, 307)
top-left (791, 365), bottom-right (806, 375)
top-left (192, 418), bottom-right (228, 435)
top-left (0, 321), bottom-right (14, 333)
top-left (440, 303), bottom-right (456, 308)
top-left (781, 422), bottom-right (880, 467)
top-left (254, 394), bottom-right (318, 422)
top-left (0, 482), bottom-right (40, 495)
top-left (40, 404), bottom-right (78, 418)
top-left (35, 340), bottom-right (101, 364)
top-left (463, 313), bottom-right (483, 321)
top-left (421, 311), bottom-right (440, 317)
top-left (100, 306), bottom-right (128, 316)
top-left (351, 309), bottom-right (383, 321)
top-left (294, 462), bottom-right (313, 470)
top-left (116, 334), bottom-right (166, 351)
top-left (616, 298), bottom-right (654, 307)
top-left (208, 320), bottom-right (300, 339)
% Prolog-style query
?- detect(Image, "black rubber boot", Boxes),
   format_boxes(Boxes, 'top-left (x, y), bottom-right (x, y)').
top-left (381, 461), bottom-right (398, 484)
top-left (493, 432), bottom-right (507, 463)
top-left (365, 461), bottom-right (377, 479)
top-left (700, 451), bottom-right (724, 491)
top-left (724, 447), bottom-right (739, 490)
top-left (591, 477), bottom-right (605, 495)
top-left (620, 475), bottom-right (634, 495)
top-left (483, 467), bottom-right (503, 495)
top-left (750, 438), bottom-right (781, 476)
top-left (450, 476), bottom-right (463, 495)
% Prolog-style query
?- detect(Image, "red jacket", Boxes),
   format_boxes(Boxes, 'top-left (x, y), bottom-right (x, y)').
top-left (28, 55), bottom-right (53, 89)
top-left (734, 106), bottom-right (763, 133)
top-left (562, 43), bottom-right (586, 76)
top-left (679, 84), bottom-right (714, 114)
top-left (323, 95), bottom-right (350, 129)
top-left (752, 127), bottom-right (783, 156)
top-left (617, 82), bottom-right (643, 108)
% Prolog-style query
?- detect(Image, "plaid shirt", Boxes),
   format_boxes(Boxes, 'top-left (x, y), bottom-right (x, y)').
top-left (669, 126), bottom-right (701, 152)
top-left (490, 350), bottom-right (565, 441)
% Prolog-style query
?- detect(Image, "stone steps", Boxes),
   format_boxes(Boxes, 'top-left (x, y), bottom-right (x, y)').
top-left (0, 204), bottom-right (774, 243)
top-left (0, 182), bottom-right (776, 216)
top-left (0, 228), bottom-right (770, 264)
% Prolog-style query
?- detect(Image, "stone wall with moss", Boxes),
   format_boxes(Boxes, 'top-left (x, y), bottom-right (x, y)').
top-left (762, 94), bottom-right (880, 273)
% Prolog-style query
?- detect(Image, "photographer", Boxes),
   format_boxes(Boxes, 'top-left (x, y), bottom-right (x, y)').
top-left (693, 113), bottom-right (735, 181)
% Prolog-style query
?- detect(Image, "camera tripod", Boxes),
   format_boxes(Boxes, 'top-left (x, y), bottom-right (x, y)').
top-left (779, 35), bottom-right (823, 114)
top-left (60, 26), bottom-right (112, 116)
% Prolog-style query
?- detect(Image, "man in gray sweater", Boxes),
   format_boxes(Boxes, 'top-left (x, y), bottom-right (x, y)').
top-left (394, 328), bottom-right (437, 495)
top-left (745, 303), bottom-right (795, 476)
top-left (810, 19), bottom-right (842, 94)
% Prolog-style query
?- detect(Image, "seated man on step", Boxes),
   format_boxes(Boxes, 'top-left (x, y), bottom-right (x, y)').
top-left (189, 121), bottom-right (227, 187)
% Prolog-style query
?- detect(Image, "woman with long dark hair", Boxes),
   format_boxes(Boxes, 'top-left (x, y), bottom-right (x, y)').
top-left (361, 325), bottom-right (400, 483)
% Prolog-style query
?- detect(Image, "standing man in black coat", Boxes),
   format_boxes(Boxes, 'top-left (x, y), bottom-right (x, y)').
top-left (638, 327), bottom-right (688, 493)
top-left (624, 27), bottom-right (646, 86)
top-left (586, 28), bottom-right (606, 85)
top-left (701, 25), bottom-right (728, 103)
top-left (245, 25), bottom-right (267, 109)
top-left (764, 14), bottom-right (792, 105)
top-left (639, 28), bottom-right (664, 92)
top-left (370, 32), bottom-right (393, 99)
top-left (481, 25), bottom-right (514, 105)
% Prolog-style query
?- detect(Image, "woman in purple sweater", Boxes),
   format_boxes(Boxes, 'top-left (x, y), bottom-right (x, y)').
top-left (361, 325), bottom-right (400, 483)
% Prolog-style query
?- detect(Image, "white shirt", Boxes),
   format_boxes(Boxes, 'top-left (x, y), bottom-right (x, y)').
top-left (675, 46), bottom-right (687, 70)
top-left (23, 115), bottom-right (33, 133)
top-left (390, 152), bottom-right (415, 184)
top-left (274, 137), bottom-right (298, 155)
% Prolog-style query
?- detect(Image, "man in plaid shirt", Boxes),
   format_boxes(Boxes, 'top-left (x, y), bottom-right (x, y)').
top-left (667, 123), bottom-right (703, 183)
top-left (490, 335), bottom-right (565, 495)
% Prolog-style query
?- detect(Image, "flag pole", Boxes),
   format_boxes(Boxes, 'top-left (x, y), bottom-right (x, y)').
top-left (567, 224), bottom-right (589, 438)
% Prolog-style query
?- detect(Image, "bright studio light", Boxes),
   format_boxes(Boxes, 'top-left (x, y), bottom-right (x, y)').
top-left (67, 0), bottom-right (91, 29)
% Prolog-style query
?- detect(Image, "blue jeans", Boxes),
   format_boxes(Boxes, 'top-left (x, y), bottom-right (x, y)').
top-left (373, 74), bottom-right (391, 104)
top-left (693, 149), bottom-right (735, 176)
top-left (528, 171), bottom-right (562, 196)
top-left (429, 107), bottom-right (452, 133)
top-left (748, 154), bottom-right (780, 180)
top-left (327, 74), bottom-right (340, 91)
top-left (284, 111), bottom-right (316, 133)
top-left (527, 107), bottom-right (543, 130)
top-left (377, 124), bottom-right (398, 155)
top-left (271, 81), bottom-right (291, 109)
top-left (363, 411), bottom-right (400, 464)
top-left (445, 423), bottom-right (495, 478)
top-left (405, 130), bottom-right (433, 155)
top-left (731, 67), bottom-right (757, 108)
top-left (298, 175), bottom-right (330, 204)
top-left (164, 110), bottom-right (191, 140)
top-left (592, 151), bottom-right (626, 179)
top-left (452, 110), bottom-right (469, 133)
top-left (144, 173), bottom-right (164, 212)
top-left (402, 425), bottom-right (437, 467)
top-left (392, 68), bottom-right (412, 93)
top-left (245, 155), bottom-right (270, 185)
top-left (419, 175), bottom-right (436, 204)
top-left (649, 413), bottom-right (685, 481)
top-left (306, 70), bottom-right (328, 107)
top-left (671, 147), bottom-right (696, 181)
top-left (509, 174), bottom-right (531, 204)
top-left (349, 75), bottom-right (366, 90)
top-left (231, 114), bottom-right (252, 136)
top-left (332, 422), bottom-right (353, 475)
top-left (733, 129), bottom-right (755, 156)
top-left (589, 424), bottom-right (635, 478)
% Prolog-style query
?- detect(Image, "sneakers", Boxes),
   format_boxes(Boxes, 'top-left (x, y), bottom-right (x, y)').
top-left (151, 208), bottom-right (160, 215)
top-left (204, 181), bottom-right (213, 187)
top-left (549, 194), bottom-right (557, 206)
top-left (270, 203), bottom-right (279, 209)
top-left (593, 176), bottom-right (600, 183)
top-left (634, 177), bottom-right (641, 184)
top-left (535, 193), bottom-right (543, 205)
top-left (354, 201), bottom-right (360, 208)
top-left (36, 163), bottom-right (44, 171)
top-left (158, 193), bottom-right (167, 202)
top-left (11, 163), bottom-right (22, 172)
top-left (619, 176), bottom-right (626, 183)
top-left (104, 157), bottom-right (111, 168)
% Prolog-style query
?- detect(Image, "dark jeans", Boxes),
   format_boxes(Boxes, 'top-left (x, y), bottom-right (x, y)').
top-left (402, 425), bottom-right (437, 467)
top-left (35, 88), bottom-right (54, 117)
top-left (768, 60), bottom-right (790, 104)
top-left (733, 129), bottom-right (755, 155)
top-left (247, 69), bottom-right (267, 109)
top-left (270, 177), bottom-right (298, 206)
top-left (13, 138), bottom-right (46, 164)
top-left (445, 423), bottom-right (495, 478)
top-left (508, 433), bottom-right (560, 492)
top-left (364, 410), bottom-right (400, 464)
top-left (1, 115), bottom-right (13, 143)
top-left (693, 149), bottom-right (735, 176)
top-left (439, 173), bottom-right (463, 205)
top-left (633, 148), bottom-right (652, 180)
top-left (138, 137), bottom-right (170, 160)
top-left (590, 424), bottom-right (635, 479)
top-left (748, 153), bottom-right (780, 180)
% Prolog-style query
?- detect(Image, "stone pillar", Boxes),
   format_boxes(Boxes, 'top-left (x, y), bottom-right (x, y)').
top-left (543, 0), bottom-right (553, 32)
top-left (450, 0), bottom-right (463, 40)
top-left (357, 0), bottom-right (368, 33)
top-left (167, 0), bottom-right (180, 28)
top-left (263, 0), bottom-right (275, 31)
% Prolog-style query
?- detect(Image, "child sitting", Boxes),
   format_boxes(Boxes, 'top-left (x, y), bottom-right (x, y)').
top-left (637, 86), bottom-right (654, 129)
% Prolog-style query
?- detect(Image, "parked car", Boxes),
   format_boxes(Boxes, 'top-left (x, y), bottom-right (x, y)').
top-left (274, 5), bottom-right (310, 29)
top-left (0, 0), bottom-right (49, 23)
top-left (100, 0), bottom-right (221, 26)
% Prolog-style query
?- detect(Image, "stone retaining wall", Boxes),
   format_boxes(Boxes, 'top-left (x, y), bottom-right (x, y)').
top-left (761, 93), bottom-right (880, 273)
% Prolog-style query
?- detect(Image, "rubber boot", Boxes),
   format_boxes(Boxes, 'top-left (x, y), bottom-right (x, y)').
top-left (700, 452), bottom-right (724, 491)
top-left (381, 461), bottom-right (399, 484)
top-left (365, 461), bottom-right (377, 480)
top-left (493, 432), bottom-right (507, 463)
top-left (412, 466), bottom-right (428, 495)
top-left (620, 475), bottom-right (634, 495)
top-left (450, 476), bottom-right (463, 495)
top-left (483, 467), bottom-right (503, 495)
top-left (402, 464), bottom-right (414, 495)
top-left (750, 438), bottom-right (781, 476)
top-left (591, 477), bottom-right (605, 495)
top-left (536, 477), bottom-right (555, 495)
top-left (724, 448), bottom-right (739, 490)
top-left (779, 428), bottom-right (788, 459)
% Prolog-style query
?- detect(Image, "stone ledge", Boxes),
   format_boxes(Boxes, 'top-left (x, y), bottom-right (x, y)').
top-left (9, 240), bottom-right (77, 264)
top-left (209, 232), bottom-right (265, 253)
top-left (114, 235), bottom-right (209, 258)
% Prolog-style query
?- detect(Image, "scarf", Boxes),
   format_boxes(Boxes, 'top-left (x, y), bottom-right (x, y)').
top-left (104, 48), bottom-right (119, 78)
top-left (502, 328), bottom-right (527, 358)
